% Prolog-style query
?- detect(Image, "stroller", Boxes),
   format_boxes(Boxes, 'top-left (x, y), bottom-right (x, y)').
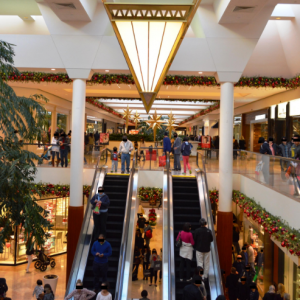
top-left (38, 145), bottom-right (51, 165)
top-left (34, 249), bottom-right (56, 272)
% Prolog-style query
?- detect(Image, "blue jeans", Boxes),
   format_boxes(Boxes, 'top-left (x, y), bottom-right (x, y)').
top-left (60, 149), bottom-right (68, 167)
top-left (51, 151), bottom-right (59, 160)
top-left (121, 153), bottom-right (130, 172)
top-left (93, 261), bottom-right (108, 290)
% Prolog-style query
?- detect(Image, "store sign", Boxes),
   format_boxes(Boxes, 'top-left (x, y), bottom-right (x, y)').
top-left (100, 133), bottom-right (109, 145)
top-left (234, 116), bottom-right (241, 124)
top-left (255, 114), bottom-right (266, 120)
top-left (278, 102), bottom-right (287, 119)
top-left (290, 99), bottom-right (300, 116)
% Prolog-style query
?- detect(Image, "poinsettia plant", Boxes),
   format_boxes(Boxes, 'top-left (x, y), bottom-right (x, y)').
top-left (138, 187), bottom-right (162, 204)
top-left (209, 189), bottom-right (219, 204)
top-left (149, 208), bottom-right (157, 226)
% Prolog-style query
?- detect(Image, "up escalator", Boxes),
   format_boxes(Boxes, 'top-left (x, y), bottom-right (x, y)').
top-left (172, 177), bottom-right (203, 300)
top-left (83, 174), bottom-right (129, 298)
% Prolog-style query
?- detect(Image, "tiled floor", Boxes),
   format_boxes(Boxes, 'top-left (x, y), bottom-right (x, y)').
top-left (1, 254), bottom-right (67, 300)
top-left (130, 207), bottom-right (163, 300)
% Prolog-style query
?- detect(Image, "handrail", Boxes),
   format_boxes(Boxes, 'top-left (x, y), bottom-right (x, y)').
top-left (115, 149), bottom-right (137, 300)
top-left (65, 147), bottom-right (108, 296)
top-left (196, 151), bottom-right (223, 298)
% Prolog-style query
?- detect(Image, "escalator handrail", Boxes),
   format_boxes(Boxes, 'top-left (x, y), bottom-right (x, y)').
top-left (65, 148), bottom-right (108, 296)
top-left (115, 149), bottom-right (137, 300)
top-left (196, 151), bottom-right (223, 296)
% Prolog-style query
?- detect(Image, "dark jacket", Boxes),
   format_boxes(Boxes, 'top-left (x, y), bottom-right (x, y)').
top-left (259, 142), bottom-right (272, 155)
top-left (135, 236), bottom-right (144, 250)
top-left (232, 260), bottom-right (245, 278)
top-left (244, 271), bottom-right (254, 286)
top-left (239, 140), bottom-right (246, 150)
top-left (240, 251), bottom-right (248, 265)
top-left (250, 290), bottom-right (259, 300)
top-left (0, 278), bottom-right (8, 296)
top-left (138, 217), bottom-right (146, 229)
top-left (226, 274), bottom-right (239, 300)
top-left (181, 142), bottom-right (193, 156)
top-left (278, 143), bottom-right (291, 158)
top-left (237, 283), bottom-right (250, 300)
top-left (58, 136), bottom-right (70, 151)
top-left (232, 226), bottom-right (239, 243)
top-left (270, 143), bottom-right (281, 156)
top-left (263, 293), bottom-right (281, 300)
top-left (90, 193), bottom-right (110, 210)
top-left (193, 227), bottom-right (213, 253)
top-left (94, 132), bottom-right (100, 142)
top-left (163, 136), bottom-right (171, 153)
top-left (182, 283), bottom-right (204, 300)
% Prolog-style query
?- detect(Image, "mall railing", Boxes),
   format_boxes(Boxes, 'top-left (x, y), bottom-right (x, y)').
top-left (138, 146), bottom-right (165, 170)
top-left (198, 148), bottom-right (300, 199)
top-left (65, 147), bottom-right (108, 296)
top-left (196, 151), bottom-right (223, 298)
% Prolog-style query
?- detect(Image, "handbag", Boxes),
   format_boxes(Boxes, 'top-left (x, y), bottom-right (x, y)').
top-left (175, 231), bottom-right (182, 248)
top-left (144, 269), bottom-right (151, 277)
top-left (153, 261), bottom-right (162, 271)
top-left (159, 155), bottom-right (166, 167)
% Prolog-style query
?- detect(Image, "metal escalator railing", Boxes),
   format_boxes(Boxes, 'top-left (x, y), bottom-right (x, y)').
top-left (196, 151), bottom-right (223, 299)
top-left (164, 152), bottom-right (175, 300)
top-left (65, 148), bottom-right (109, 296)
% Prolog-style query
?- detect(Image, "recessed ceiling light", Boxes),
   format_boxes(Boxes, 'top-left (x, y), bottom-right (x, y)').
top-left (51, 68), bottom-right (55, 70)
top-left (105, 70), bottom-right (109, 72)
top-left (276, 17), bottom-right (281, 19)
top-left (198, 72), bottom-right (203, 74)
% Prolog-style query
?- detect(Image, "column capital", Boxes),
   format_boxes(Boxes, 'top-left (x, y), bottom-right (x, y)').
top-left (215, 72), bottom-right (242, 84)
top-left (66, 69), bottom-right (94, 80)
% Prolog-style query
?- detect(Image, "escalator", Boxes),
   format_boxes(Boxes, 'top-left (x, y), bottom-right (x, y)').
top-left (82, 174), bottom-right (129, 298)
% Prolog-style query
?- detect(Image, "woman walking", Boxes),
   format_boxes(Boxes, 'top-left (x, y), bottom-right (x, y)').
top-left (64, 279), bottom-right (95, 300)
top-left (181, 136), bottom-right (193, 175)
top-left (149, 248), bottom-right (161, 287)
top-left (176, 222), bottom-right (194, 281)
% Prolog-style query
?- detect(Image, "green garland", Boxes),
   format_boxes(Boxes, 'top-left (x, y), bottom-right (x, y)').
top-left (3, 71), bottom-right (300, 89)
top-left (209, 189), bottom-right (300, 257)
top-left (32, 183), bottom-right (91, 198)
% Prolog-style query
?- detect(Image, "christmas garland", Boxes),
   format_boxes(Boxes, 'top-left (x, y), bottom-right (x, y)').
top-left (149, 208), bottom-right (157, 226)
top-left (138, 187), bottom-right (163, 206)
top-left (208, 189), bottom-right (300, 257)
top-left (86, 97), bottom-right (219, 104)
top-left (178, 102), bottom-right (220, 125)
top-left (32, 183), bottom-right (91, 198)
top-left (4, 71), bottom-right (300, 89)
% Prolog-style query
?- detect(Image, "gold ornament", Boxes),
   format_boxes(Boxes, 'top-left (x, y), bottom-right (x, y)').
top-left (122, 105), bottom-right (132, 133)
top-left (146, 109), bottom-right (165, 142)
top-left (133, 110), bottom-right (141, 129)
top-left (163, 111), bottom-right (178, 138)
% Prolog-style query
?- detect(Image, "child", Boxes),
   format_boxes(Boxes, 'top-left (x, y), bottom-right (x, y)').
top-left (181, 136), bottom-right (193, 175)
top-left (111, 147), bottom-right (118, 172)
top-left (32, 280), bottom-right (44, 300)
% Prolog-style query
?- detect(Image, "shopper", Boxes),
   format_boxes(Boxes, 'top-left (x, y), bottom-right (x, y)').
top-left (232, 224), bottom-right (240, 254)
top-left (137, 213), bottom-right (146, 233)
top-left (173, 133), bottom-right (182, 171)
top-left (249, 283), bottom-right (259, 300)
top-left (58, 132), bottom-right (69, 167)
top-left (244, 265), bottom-right (254, 286)
top-left (163, 132), bottom-right (171, 154)
top-left (258, 137), bottom-right (272, 155)
top-left (144, 221), bottom-right (153, 247)
top-left (233, 138), bottom-right (239, 159)
top-left (64, 279), bottom-right (96, 300)
top-left (91, 234), bottom-right (112, 291)
top-left (239, 136), bottom-right (246, 150)
top-left (149, 248), bottom-right (160, 287)
top-left (111, 146), bottom-right (118, 172)
top-left (263, 285), bottom-right (279, 300)
top-left (182, 275), bottom-right (204, 300)
top-left (135, 231), bottom-right (145, 254)
top-left (94, 131), bottom-right (100, 149)
top-left (32, 280), bottom-right (44, 300)
top-left (90, 187), bottom-right (110, 239)
top-left (96, 282), bottom-right (112, 300)
top-left (133, 245), bottom-right (142, 281)
top-left (233, 255), bottom-right (246, 278)
top-left (247, 244), bottom-right (255, 274)
top-left (140, 290), bottom-right (150, 300)
top-left (51, 132), bottom-right (60, 167)
top-left (193, 218), bottom-right (213, 279)
top-left (240, 246), bottom-right (248, 265)
top-left (181, 136), bottom-right (193, 175)
top-left (193, 267), bottom-right (207, 299)
top-left (88, 133), bottom-right (95, 153)
top-left (237, 277), bottom-right (250, 300)
top-left (283, 293), bottom-right (290, 300)
top-left (268, 137), bottom-right (280, 156)
top-left (119, 135), bottom-right (133, 174)
top-left (25, 239), bottom-right (35, 273)
top-left (43, 284), bottom-right (54, 300)
top-left (176, 222), bottom-right (195, 281)
top-left (277, 284), bottom-right (285, 300)
top-left (143, 246), bottom-right (151, 280)
top-left (226, 267), bottom-right (239, 300)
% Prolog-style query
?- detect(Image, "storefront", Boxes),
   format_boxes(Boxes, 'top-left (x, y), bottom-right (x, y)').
top-left (86, 119), bottom-right (102, 134)
top-left (0, 195), bottom-right (88, 266)
top-left (234, 115), bottom-right (242, 141)
top-left (57, 113), bottom-right (68, 133)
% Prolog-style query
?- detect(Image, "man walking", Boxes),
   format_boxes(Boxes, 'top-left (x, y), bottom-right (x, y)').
top-left (163, 132), bottom-right (171, 154)
top-left (91, 234), bottom-right (112, 291)
top-left (173, 133), bottom-right (182, 171)
top-left (119, 135), bottom-right (133, 174)
top-left (193, 218), bottom-right (213, 279)
top-left (90, 187), bottom-right (110, 240)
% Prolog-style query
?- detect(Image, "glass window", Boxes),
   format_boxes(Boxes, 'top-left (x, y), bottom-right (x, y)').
top-left (42, 111), bottom-right (52, 143)
top-left (293, 117), bottom-right (300, 136)
top-left (57, 113), bottom-right (67, 133)
top-left (86, 120), bottom-right (102, 134)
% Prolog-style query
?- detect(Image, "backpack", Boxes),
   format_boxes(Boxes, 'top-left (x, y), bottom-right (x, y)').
top-left (183, 143), bottom-right (192, 155)
top-left (145, 230), bottom-right (152, 239)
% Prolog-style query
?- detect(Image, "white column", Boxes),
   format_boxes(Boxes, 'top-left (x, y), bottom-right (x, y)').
top-left (51, 106), bottom-right (57, 135)
top-left (219, 82), bottom-right (234, 212)
top-left (70, 79), bottom-right (86, 207)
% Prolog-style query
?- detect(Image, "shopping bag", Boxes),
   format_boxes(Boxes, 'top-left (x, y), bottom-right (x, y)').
top-left (146, 150), bottom-right (157, 161)
top-left (159, 155), bottom-right (166, 167)
top-left (93, 202), bottom-right (101, 214)
top-left (255, 161), bottom-right (263, 175)
top-left (144, 269), bottom-right (151, 277)
top-left (153, 261), bottom-right (162, 271)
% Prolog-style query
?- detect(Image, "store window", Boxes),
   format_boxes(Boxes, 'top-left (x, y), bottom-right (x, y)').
top-left (292, 118), bottom-right (300, 136)
top-left (57, 113), bottom-right (67, 133)
top-left (42, 111), bottom-right (52, 143)
top-left (86, 120), bottom-right (102, 134)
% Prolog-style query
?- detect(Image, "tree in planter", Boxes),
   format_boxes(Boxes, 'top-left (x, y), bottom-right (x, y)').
top-left (0, 40), bottom-right (51, 253)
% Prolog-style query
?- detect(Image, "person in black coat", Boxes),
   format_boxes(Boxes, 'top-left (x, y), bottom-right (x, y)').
top-left (226, 267), bottom-right (239, 300)
top-left (233, 255), bottom-right (246, 278)
top-left (0, 278), bottom-right (8, 298)
top-left (249, 283), bottom-right (259, 300)
top-left (263, 285), bottom-right (280, 300)
top-left (244, 265), bottom-right (254, 286)
top-left (237, 277), bottom-right (250, 300)
top-left (258, 137), bottom-right (272, 155)
top-left (142, 246), bottom-right (150, 280)
top-left (135, 231), bottom-right (145, 253)
top-left (182, 275), bottom-right (204, 300)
